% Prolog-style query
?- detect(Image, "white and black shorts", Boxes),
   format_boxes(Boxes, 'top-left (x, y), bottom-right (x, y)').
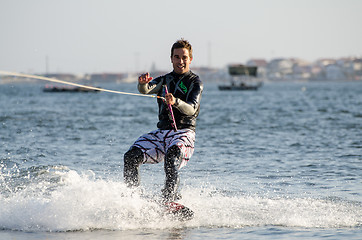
top-left (130, 129), bottom-right (195, 169)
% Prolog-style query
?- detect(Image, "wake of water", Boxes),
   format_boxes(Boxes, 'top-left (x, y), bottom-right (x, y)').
top-left (0, 165), bottom-right (360, 232)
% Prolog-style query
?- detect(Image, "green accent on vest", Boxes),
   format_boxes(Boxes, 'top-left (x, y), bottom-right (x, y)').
top-left (179, 81), bottom-right (188, 94)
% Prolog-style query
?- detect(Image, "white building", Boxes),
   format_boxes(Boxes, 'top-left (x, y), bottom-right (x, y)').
top-left (266, 58), bottom-right (294, 80)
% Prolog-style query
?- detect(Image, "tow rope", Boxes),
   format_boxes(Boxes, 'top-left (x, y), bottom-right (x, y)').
top-left (164, 85), bottom-right (178, 131)
top-left (0, 70), bottom-right (164, 100)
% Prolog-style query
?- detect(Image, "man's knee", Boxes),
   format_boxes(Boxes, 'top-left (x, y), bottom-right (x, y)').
top-left (166, 145), bottom-right (181, 159)
top-left (124, 147), bottom-right (144, 166)
top-left (124, 147), bottom-right (143, 187)
top-left (165, 145), bottom-right (181, 171)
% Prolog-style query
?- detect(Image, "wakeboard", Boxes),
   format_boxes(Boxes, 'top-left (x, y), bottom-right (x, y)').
top-left (141, 193), bottom-right (194, 221)
top-left (164, 201), bottom-right (194, 221)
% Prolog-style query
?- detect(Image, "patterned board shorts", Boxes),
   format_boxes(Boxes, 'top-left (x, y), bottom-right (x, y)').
top-left (131, 129), bottom-right (196, 169)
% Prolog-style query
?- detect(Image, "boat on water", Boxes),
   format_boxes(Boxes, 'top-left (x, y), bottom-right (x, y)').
top-left (43, 85), bottom-right (100, 93)
top-left (218, 82), bottom-right (262, 91)
top-left (218, 64), bottom-right (263, 91)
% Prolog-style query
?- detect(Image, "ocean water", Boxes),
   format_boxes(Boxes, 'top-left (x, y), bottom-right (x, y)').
top-left (0, 80), bottom-right (361, 239)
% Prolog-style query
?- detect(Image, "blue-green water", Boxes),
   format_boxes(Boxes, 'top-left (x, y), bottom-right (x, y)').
top-left (0, 81), bottom-right (361, 239)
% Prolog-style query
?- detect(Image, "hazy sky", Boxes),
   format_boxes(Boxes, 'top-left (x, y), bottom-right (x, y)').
top-left (1, 0), bottom-right (361, 74)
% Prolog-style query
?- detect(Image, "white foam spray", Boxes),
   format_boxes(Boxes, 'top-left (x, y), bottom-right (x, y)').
top-left (0, 167), bottom-right (360, 232)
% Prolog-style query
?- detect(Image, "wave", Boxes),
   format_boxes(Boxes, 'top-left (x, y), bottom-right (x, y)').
top-left (0, 166), bottom-right (361, 232)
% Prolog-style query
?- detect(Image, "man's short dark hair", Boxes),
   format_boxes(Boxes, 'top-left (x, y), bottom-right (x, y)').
top-left (171, 39), bottom-right (193, 59)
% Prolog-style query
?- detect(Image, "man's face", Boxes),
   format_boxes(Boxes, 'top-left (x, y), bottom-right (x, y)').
top-left (171, 48), bottom-right (193, 74)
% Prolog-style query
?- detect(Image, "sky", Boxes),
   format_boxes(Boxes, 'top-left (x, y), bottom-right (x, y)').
top-left (1, 0), bottom-right (361, 74)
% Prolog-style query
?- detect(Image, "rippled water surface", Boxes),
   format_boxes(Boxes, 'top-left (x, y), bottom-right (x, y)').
top-left (1, 81), bottom-right (361, 239)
